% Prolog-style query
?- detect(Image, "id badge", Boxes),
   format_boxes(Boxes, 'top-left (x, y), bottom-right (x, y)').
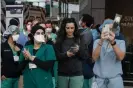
top-left (29, 63), bottom-right (37, 69)
top-left (13, 56), bottom-right (19, 61)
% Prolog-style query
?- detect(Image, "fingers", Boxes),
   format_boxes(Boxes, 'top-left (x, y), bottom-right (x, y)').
top-left (23, 48), bottom-right (32, 60)
top-left (101, 32), bottom-right (109, 40)
top-left (14, 46), bottom-right (20, 51)
top-left (109, 31), bottom-right (115, 37)
top-left (67, 51), bottom-right (74, 57)
top-left (109, 24), bottom-right (113, 28)
top-left (1, 75), bottom-right (6, 80)
top-left (23, 50), bottom-right (29, 59)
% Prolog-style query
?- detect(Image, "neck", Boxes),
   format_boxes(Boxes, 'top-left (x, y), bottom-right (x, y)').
top-left (8, 39), bottom-right (15, 48)
top-left (67, 35), bottom-right (74, 38)
top-left (8, 38), bottom-right (14, 45)
top-left (27, 30), bottom-right (31, 34)
top-left (82, 25), bottom-right (88, 29)
top-left (47, 32), bottom-right (51, 35)
top-left (34, 42), bottom-right (41, 49)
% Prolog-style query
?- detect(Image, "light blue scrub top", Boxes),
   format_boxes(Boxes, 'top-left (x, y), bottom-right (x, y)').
top-left (93, 39), bottom-right (126, 78)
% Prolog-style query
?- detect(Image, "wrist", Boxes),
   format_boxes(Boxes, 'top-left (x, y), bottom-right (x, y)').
top-left (111, 41), bottom-right (116, 46)
top-left (99, 39), bottom-right (103, 44)
top-left (30, 56), bottom-right (35, 61)
top-left (110, 39), bottom-right (115, 44)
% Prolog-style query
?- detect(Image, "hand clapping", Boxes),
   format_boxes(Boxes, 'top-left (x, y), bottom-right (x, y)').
top-left (22, 48), bottom-right (35, 61)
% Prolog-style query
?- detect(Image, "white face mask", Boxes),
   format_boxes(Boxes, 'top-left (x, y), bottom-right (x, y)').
top-left (12, 34), bottom-right (19, 41)
top-left (34, 35), bottom-right (45, 43)
top-left (79, 17), bottom-right (83, 26)
top-left (79, 20), bottom-right (82, 26)
top-left (55, 26), bottom-right (59, 31)
top-left (45, 28), bottom-right (52, 33)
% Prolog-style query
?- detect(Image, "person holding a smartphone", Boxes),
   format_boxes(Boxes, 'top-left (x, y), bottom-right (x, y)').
top-left (92, 19), bottom-right (126, 88)
top-left (55, 18), bottom-right (84, 88)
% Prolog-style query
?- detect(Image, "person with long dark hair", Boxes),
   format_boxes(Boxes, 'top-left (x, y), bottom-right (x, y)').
top-left (19, 25), bottom-right (56, 88)
top-left (55, 18), bottom-right (84, 88)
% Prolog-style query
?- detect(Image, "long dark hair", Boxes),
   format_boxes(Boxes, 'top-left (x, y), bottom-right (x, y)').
top-left (56, 18), bottom-right (80, 45)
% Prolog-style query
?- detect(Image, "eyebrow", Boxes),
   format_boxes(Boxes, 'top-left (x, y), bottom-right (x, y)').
top-left (66, 27), bottom-right (75, 28)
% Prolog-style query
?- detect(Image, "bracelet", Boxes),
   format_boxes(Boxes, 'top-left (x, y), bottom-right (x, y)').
top-left (111, 41), bottom-right (116, 46)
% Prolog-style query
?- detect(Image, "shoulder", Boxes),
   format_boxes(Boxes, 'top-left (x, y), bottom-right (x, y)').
top-left (1, 42), bottom-right (5, 50)
top-left (52, 33), bottom-right (56, 35)
top-left (42, 44), bottom-right (53, 49)
top-left (24, 44), bottom-right (33, 48)
top-left (94, 39), bottom-right (100, 44)
top-left (86, 30), bottom-right (93, 37)
top-left (52, 33), bottom-right (57, 37)
top-left (1, 41), bottom-right (8, 47)
top-left (81, 29), bottom-right (92, 37)
top-left (115, 39), bottom-right (125, 45)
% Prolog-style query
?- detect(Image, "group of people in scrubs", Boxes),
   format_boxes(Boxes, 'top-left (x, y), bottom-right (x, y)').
top-left (1, 14), bottom-right (126, 88)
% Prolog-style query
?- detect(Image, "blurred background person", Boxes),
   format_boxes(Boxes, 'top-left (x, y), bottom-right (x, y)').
top-left (39, 22), bottom-right (46, 29)
top-left (17, 20), bottom-right (32, 47)
top-left (32, 19), bottom-right (39, 27)
top-left (2, 18), bottom-right (20, 43)
top-left (45, 20), bottom-right (57, 44)
top-left (45, 20), bottom-right (57, 88)
top-left (78, 14), bottom-right (94, 88)
top-left (45, 20), bottom-right (57, 33)
top-left (9, 17), bottom-right (20, 28)
top-left (90, 24), bottom-right (101, 41)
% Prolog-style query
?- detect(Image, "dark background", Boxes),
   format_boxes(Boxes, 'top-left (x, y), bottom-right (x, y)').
top-left (105, 0), bottom-right (133, 44)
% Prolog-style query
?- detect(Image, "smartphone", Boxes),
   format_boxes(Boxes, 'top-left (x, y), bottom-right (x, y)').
top-left (69, 47), bottom-right (78, 54)
top-left (112, 14), bottom-right (122, 32)
top-left (102, 24), bottom-right (110, 38)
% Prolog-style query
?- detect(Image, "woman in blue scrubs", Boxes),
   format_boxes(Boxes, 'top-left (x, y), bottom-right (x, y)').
top-left (92, 19), bottom-right (126, 88)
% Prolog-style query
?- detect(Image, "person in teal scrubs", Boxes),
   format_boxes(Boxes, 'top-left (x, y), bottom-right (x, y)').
top-left (19, 25), bottom-right (56, 88)
top-left (45, 20), bottom-right (57, 88)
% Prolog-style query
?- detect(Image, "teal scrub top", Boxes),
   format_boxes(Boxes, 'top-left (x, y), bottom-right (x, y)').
top-left (19, 44), bottom-right (56, 88)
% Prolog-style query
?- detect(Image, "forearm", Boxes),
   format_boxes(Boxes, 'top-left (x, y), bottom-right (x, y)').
top-left (17, 60), bottom-right (29, 74)
top-left (112, 44), bottom-right (125, 61)
top-left (32, 58), bottom-right (55, 71)
top-left (92, 40), bottom-right (102, 61)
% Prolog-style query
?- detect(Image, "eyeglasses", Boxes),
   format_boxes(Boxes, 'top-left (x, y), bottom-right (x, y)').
top-left (35, 32), bottom-right (44, 35)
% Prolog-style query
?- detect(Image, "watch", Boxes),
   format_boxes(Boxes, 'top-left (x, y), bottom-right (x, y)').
top-left (111, 41), bottom-right (116, 46)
